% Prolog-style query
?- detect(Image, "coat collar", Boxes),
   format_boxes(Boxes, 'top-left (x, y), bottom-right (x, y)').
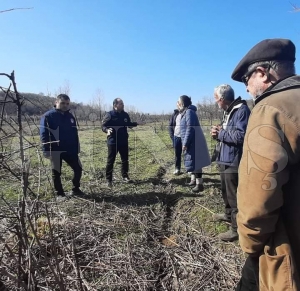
top-left (225, 97), bottom-right (247, 113)
top-left (254, 75), bottom-right (300, 105)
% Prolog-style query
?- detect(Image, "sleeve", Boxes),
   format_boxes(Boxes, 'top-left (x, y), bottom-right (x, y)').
top-left (71, 113), bottom-right (80, 153)
top-left (40, 114), bottom-right (50, 152)
top-left (182, 110), bottom-right (195, 147)
top-left (168, 113), bottom-right (175, 139)
top-left (218, 106), bottom-right (250, 145)
top-left (101, 112), bottom-right (111, 133)
top-left (237, 104), bottom-right (297, 256)
top-left (127, 113), bottom-right (138, 128)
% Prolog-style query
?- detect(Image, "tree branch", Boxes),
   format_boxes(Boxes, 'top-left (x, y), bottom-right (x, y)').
top-left (0, 7), bottom-right (33, 13)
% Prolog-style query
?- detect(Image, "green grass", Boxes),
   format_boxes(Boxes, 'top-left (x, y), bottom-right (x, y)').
top-left (0, 120), bottom-right (244, 290)
top-left (0, 122), bottom-right (230, 237)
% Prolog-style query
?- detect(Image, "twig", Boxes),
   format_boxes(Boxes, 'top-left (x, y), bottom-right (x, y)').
top-left (0, 7), bottom-right (33, 13)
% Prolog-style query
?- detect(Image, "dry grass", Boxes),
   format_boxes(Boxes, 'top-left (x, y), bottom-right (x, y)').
top-left (0, 195), bottom-right (244, 290)
top-left (0, 118), bottom-right (244, 290)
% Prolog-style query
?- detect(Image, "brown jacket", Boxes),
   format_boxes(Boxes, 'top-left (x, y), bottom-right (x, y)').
top-left (237, 75), bottom-right (300, 290)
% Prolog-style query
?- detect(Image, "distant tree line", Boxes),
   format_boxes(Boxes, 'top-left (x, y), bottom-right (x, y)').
top-left (0, 91), bottom-right (253, 126)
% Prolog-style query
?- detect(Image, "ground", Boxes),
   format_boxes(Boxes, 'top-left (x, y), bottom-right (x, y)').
top-left (0, 121), bottom-right (245, 290)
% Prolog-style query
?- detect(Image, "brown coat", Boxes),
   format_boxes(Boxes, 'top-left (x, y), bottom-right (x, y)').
top-left (237, 75), bottom-right (300, 291)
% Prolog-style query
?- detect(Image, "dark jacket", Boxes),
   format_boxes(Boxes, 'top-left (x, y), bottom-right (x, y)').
top-left (168, 109), bottom-right (180, 139)
top-left (102, 110), bottom-right (138, 145)
top-left (40, 108), bottom-right (79, 155)
top-left (237, 75), bottom-right (300, 290)
top-left (216, 97), bottom-right (250, 167)
top-left (180, 105), bottom-right (211, 172)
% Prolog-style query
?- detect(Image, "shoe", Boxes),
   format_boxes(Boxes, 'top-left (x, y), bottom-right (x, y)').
top-left (185, 173), bottom-right (196, 186)
top-left (70, 189), bottom-right (85, 197)
top-left (56, 193), bottom-right (67, 201)
top-left (106, 181), bottom-right (113, 187)
top-left (55, 191), bottom-right (66, 197)
top-left (192, 184), bottom-right (204, 193)
top-left (123, 177), bottom-right (132, 183)
top-left (173, 169), bottom-right (180, 175)
top-left (212, 213), bottom-right (231, 223)
top-left (218, 229), bottom-right (238, 242)
top-left (185, 180), bottom-right (196, 186)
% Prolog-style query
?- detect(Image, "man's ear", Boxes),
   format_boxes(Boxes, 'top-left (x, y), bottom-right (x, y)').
top-left (256, 66), bottom-right (270, 83)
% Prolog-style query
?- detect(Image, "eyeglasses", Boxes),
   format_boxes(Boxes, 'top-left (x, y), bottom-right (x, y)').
top-left (241, 67), bottom-right (258, 86)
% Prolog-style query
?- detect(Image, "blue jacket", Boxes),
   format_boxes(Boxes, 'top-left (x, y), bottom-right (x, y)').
top-left (40, 108), bottom-right (79, 155)
top-left (180, 105), bottom-right (211, 172)
top-left (217, 97), bottom-right (250, 166)
top-left (102, 110), bottom-right (138, 145)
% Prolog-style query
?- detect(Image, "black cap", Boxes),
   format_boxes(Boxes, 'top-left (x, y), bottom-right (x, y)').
top-left (231, 38), bottom-right (296, 82)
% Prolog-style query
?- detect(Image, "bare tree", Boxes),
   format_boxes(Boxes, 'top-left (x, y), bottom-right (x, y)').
top-left (290, 2), bottom-right (300, 12)
top-left (90, 88), bottom-right (105, 121)
top-left (55, 80), bottom-right (71, 96)
top-left (197, 97), bottom-right (222, 125)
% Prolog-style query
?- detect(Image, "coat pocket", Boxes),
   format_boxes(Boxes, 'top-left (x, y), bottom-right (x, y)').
top-left (259, 247), bottom-right (293, 291)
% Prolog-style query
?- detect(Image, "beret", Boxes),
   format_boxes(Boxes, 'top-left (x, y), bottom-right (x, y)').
top-left (231, 38), bottom-right (296, 82)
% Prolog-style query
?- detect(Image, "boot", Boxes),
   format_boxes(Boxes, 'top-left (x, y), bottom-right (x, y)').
top-left (192, 178), bottom-right (204, 192)
top-left (185, 174), bottom-right (196, 186)
top-left (70, 188), bottom-right (85, 197)
top-left (55, 191), bottom-right (68, 201)
top-left (123, 177), bottom-right (132, 183)
top-left (173, 168), bottom-right (180, 175)
top-left (218, 229), bottom-right (238, 242)
top-left (212, 213), bottom-right (231, 223)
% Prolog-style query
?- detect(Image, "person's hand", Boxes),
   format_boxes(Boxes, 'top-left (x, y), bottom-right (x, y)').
top-left (182, 145), bottom-right (187, 151)
top-left (210, 125), bottom-right (220, 139)
top-left (107, 128), bottom-right (113, 136)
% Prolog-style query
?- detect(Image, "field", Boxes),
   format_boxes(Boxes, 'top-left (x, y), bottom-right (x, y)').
top-left (0, 121), bottom-right (245, 290)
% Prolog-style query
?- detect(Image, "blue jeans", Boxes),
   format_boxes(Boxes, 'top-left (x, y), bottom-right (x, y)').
top-left (173, 136), bottom-right (182, 170)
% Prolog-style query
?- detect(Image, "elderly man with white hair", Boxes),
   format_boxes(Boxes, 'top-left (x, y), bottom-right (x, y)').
top-left (210, 84), bottom-right (250, 242)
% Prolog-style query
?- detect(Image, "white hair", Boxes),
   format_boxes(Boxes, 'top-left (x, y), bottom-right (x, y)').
top-left (214, 84), bottom-right (235, 101)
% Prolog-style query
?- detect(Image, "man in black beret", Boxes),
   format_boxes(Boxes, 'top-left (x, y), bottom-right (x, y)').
top-left (232, 38), bottom-right (300, 290)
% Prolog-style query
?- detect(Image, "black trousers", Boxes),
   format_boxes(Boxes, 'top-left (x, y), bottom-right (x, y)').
top-left (51, 152), bottom-right (82, 195)
top-left (236, 256), bottom-right (259, 290)
top-left (219, 164), bottom-right (238, 231)
top-left (173, 136), bottom-right (182, 170)
top-left (106, 143), bottom-right (129, 181)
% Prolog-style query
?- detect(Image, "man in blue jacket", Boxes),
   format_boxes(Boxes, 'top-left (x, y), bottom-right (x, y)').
top-left (40, 94), bottom-right (83, 199)
top-left (210, 84), bottom-right (250, 241)
top-left (102, 98), bottom-right (138, 187)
